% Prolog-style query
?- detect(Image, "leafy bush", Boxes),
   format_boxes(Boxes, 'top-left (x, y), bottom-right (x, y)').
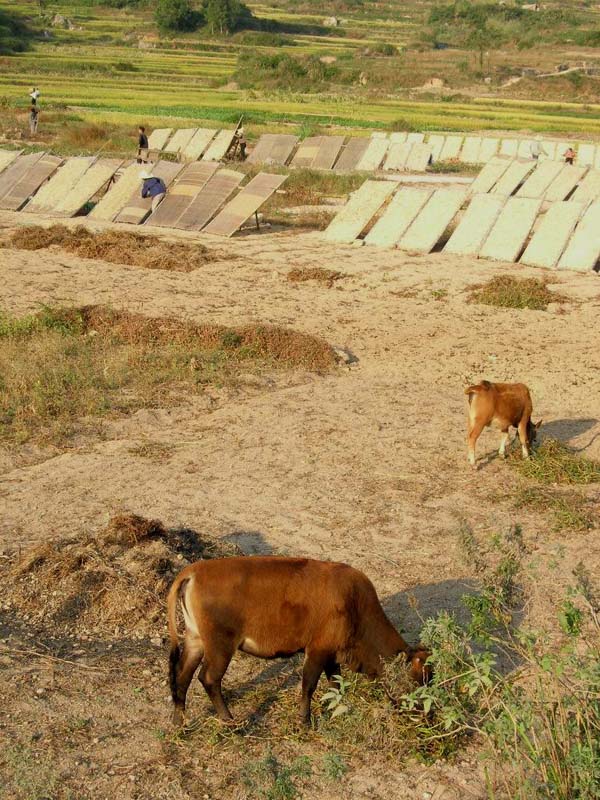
top-left (0, 8), bottom-right (34, 55)
top-left (203, 0), bottom-right (253, 34)
top-left (233, 52), bottom-right (354, 91)
top-left (155, 0), bottom-right (202, 32)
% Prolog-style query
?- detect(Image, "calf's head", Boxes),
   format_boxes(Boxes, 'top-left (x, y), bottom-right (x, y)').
top-left (407, 647), bottom-right (432, 685)
top-left (526, 419), bottom-right (543, 448)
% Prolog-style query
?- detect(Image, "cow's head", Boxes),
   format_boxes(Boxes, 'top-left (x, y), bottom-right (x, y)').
top-left (526, 419), bottom-right (543, 447)
top-left (407, 646), bottom-right (432, 685)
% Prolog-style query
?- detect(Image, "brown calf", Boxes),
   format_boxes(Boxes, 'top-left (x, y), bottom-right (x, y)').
top-left (167, 556), bottom-right (430, 726)
top-left (465, 380), bottom-right (541, 466)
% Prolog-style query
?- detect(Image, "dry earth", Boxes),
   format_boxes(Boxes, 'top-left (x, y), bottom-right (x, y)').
top-left (0, 212), bottom-right (599, 799)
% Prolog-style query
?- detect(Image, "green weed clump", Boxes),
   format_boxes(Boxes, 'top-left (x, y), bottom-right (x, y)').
top-left (468, 275), bottom-right (566, 311)
top-left (514, 485), bottom-right (597, 531)
top-left (0, 305), bottom-right (337, 446)
top-left (511, 439), bottom-right (600, 485)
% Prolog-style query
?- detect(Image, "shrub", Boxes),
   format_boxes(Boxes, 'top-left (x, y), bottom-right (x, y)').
top-left (468, 276), bottom-right (567, 311)
top-left (155, 0), bottom-right (202, 32)
top-left (203, 0), bottom-right (253, 35)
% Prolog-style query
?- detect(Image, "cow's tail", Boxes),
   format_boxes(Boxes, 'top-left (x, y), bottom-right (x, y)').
top-left (167, 570), bottom-right (191, 700)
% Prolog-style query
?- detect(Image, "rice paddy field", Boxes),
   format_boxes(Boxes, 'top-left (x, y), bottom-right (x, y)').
top-left (2, 0), bottom-right (600, 141)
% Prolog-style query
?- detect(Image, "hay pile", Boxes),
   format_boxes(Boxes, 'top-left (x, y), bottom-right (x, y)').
top-left (287, 267), bottom-right (344, 288)
top-left (7, 224), bottom-right (218, 272)
top-left (5, 514), bottom-right (241, 638)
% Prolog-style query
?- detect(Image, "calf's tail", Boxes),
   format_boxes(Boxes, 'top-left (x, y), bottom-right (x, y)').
top-left (167, 571), bottom-right (190, 700)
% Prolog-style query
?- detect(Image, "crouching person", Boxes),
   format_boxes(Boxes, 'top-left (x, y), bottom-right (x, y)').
top-left (140, 169), bottom-right (166, 212)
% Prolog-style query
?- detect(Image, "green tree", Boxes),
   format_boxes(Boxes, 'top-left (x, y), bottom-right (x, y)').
top-left (203, 0), bottom-right (251, 34)
top-left (154, 0), bottom-right (200, 32)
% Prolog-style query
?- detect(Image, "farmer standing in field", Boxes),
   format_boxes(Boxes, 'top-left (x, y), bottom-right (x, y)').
top-left (564, 146), bottom-right (576, 165)
top-left (29, 105), bottom-right (39, 135)
top-left (137, 126), bottom-right (149, 163)
top-left (29, 87), bottom-right (40, 105)
top-left (140, 169), bottom-right (166, 212)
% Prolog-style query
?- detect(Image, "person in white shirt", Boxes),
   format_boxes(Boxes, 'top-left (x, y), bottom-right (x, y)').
top-left (30, 88), bottom-right (40, 106)
top-left (529, 136), bottom-right (547, 160)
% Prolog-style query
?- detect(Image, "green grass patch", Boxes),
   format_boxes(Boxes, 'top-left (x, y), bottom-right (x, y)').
top-left (510, 439), bottom-right (600, 486)
top-left (468, 276), bottom-right (567, 312)
top-left (513, 485), bottom-right (597, 532)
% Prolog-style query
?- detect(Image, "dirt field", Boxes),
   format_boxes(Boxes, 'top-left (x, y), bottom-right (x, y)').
top-left (1, 212), bottom-right (599, 799)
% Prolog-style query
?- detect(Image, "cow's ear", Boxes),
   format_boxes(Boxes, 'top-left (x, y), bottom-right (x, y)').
top-left (535, 419), bottom-right (543, 429)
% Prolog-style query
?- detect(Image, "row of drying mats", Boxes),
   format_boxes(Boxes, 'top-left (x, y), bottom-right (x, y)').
top-left (0, 149), bottom-right (286, 237)
top-left (245, 130), bottom-right (600, 173)
top-left (323, 156), bottom-right (600, 271)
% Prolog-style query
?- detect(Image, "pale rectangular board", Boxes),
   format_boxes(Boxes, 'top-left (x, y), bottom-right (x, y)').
top-left (202, 129), bottom-right (236, 162)
top-left (558, 201), bottom-right (600, 271)
top-left (595, 148), bottom-right (600, 170)
top-left (334, 137), bottom-right (369, 172)
top-left (53, 158), bottom-right (122, 216)
top-left (356, 137), bottom-right (389, 171)
top-left (516, 159), bottom-right (564, 198)
top-left (247, 134), bottom-right (277, 165)
top-left (439, 136), bottom-right (463, 161)
top-left (181, 128), bottom-right (217, 161)
top-left (146, 160), bottom-right (219, 227)
top-left (313, 136), bottom-right (345, 170)
top-left (427, 134), bottom-right (445, 162)
top-left (398, 188), bottom-right (466, 253)
top-left (521, 201), bottom-right (584, 269)
top-left (364, 187), bottom-right (432, 248)
top-left (541, 140), bottom-right (557, 161)
top-left (383, 142), bottom-right (412, 171)
top-left (0, 153), bottom-right (62, 211)
top-left (265, 135), bottom-right (298, 166)
top-left (25, 156), bottom-right (95, 213)
top-left (177, 168), bottom-right (244, 231)
top-left (88, 162), bottom-right (142, 222)
top-left (577, 143), bottom-right (595, 167)
top-left (492, 160), bottom-right (536, 196)
top-left (115, 161), bottom-right (183, 225)
top-left (571, 169), bottom-right (600, 203)
top-left (444, 194), bottom-right (506, 256)
top-left (405, 143), bottom-right (432, 172)
top-left (147, 128), bottom-right (173, 150)
top-left (203, 172), bottom-right (288, 237)
top-left (544, 165), bottom-right (587, 202)
top-left (291, 137), bottom-right (322, 169)
top-left (479, 138), bottom-right (499, 162)
top-left (389, 132), bottom-right (407, 143)
top-left (164, 128), bottom-right (197, 155)
top-left (517, 139), bottom-right (534, 159)
top-left (323, 180), bottom-right (395, 244)
top-left (500, 139), bottom-right (519, 158)
top-left (479, 197), bottom-right (542, 262)
top-left (469, 158), bottom-right (512, 195)
top-left (406, 132), bottom-right (425, 144)
top-left (0, 152), bottom-right (45, 202)
top-left (460, 137), bottom-right (482, 164)
top-left (0, 149), bottom-right (21, 174)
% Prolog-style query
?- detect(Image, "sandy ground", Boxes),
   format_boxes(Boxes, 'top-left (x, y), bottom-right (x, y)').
top-left (0, 212), bottom-right (599, 799)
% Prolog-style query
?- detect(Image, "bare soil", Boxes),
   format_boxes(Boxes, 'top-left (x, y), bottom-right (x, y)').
top-left (0, 211), bottom-right (599, 800)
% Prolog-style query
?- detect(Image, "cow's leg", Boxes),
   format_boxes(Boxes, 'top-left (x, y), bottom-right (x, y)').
top-left (498, 427), bottom-right (510, 458)
top-left (197, 637), bottom-right (235, 722)
top-left (324, 656), bottom-right (342, 688)
top-left (517, 418), bottom-right (530, 459)
top-left (300, 650), bottom-right (329, 725)
top-left (170, 636), bottom-right (204, 726)
top-left (467, 418), bottom-right (485, 467)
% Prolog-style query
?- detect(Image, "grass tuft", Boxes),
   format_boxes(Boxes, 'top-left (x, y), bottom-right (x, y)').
top-left (513, 485), bottom-right (597, 531)
top-left (6, 225), bottom-right (219, 272)
top-left (287, 267), bottom-right (344, 288)
top-left (510, 439), bottom-right (600, 485)
top-left (468, 276), bottom-right (567, 311)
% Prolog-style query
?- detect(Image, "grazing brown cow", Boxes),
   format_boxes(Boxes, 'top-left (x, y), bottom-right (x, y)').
top-left (465, 380), bottom-right (541, 466)
top-left (167, 556), bottom-right (431, 726)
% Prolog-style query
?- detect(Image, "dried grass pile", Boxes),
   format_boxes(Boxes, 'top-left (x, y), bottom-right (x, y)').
top-left (8, 224), bottom-right (217, 272)
top-left (5, 514), bottom-right (240, 638)
top-left (287, 267), bottom-right (344, 287)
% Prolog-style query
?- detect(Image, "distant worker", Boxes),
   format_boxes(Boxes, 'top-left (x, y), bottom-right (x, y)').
top-left (234, 126), bottom-right (247, 160)
top-left (529, 136), bottom-right (547, 160)
top-left (137, 126), bottom-right (149, 163)
top-left (564, 146), bottom-right (576, 165)
top-left (29, 105), bottom-right (39, 135)
top-left (140, 169), bottom-right (166, 212)
top-left (29, 87), bottom-right (40, 106)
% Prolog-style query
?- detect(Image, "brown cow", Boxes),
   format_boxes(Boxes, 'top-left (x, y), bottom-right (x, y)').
top-left (465, 380), bottom-right (541, 466)
top-left (167, 556), bottom-right (430, 726)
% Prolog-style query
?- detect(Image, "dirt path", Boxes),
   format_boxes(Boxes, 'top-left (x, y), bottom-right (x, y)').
top-left (1, 213), bottom-right (599, 799)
